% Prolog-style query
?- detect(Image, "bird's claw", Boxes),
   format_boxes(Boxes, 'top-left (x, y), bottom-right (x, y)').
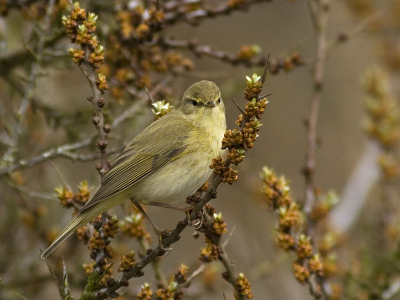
top-left (157, 230), bottom-right (172, 256)
top-left (187, 209), bottom-right (204, 229)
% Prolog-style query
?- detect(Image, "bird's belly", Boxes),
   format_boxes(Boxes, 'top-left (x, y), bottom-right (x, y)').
top-left (133, 152), bottom-right (214, 204)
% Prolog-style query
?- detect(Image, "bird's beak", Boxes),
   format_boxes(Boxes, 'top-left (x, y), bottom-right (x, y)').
top-left (205, 101), bottom-right (216, 108)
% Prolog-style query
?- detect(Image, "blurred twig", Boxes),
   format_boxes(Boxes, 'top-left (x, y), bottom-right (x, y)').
top-left (329, 141), bottom-right (380, 233)
top-left (6, 180), bottom-right (55, 201)
top-left (164, 0), bottom-right (273, 26)
top-left (138, 237), bottom-right (167, 286)
top-left (1, 0), bottom-right (56, 165)
top-left (304, 0), bottom-right (331, 299)
top-left (177, 264), bottom-right (206, 289)
top-left (304, 0), bottom-right (330, 242)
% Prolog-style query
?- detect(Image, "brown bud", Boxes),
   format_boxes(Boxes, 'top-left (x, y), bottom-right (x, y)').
top-left (90, 251), bottom-right (97, 260)
top-left (120, 279), bottom-right (129, 286)
top-left (97, 98), bottom-right (105, 108)
top-left (177, 220), bottom-right (186, 228)
top-left (103, 124), bottom-right (111, 133)
top-left (97, 140), bottom-right (108, 150)
top-left (106, 277), bottom-right (115, 287)
top-left (93, 218), bottom-right (102, 230)
top-left (92, 116), bottom-right (100, 126)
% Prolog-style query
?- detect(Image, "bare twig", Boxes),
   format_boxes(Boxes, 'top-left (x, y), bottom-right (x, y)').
top-left (177, 264), bottom-right (206, 289)
top-left (96, 173), bottom-right (224, 298)
top-left (164, 0), bottom-right (273, 26)
top-left (0, 138), bottom-right (120, 178)
top-left (329, 141), bottom-right (380, 233)
top-left (142, 83), bottom-right (156, 104)
top-left (5, 180), bottom-right (55, 201)
top-left (304, 0), bottom-right (330, 236)
top-left (78, 60), bottom-right (109, 178)
top-left (304, 1), bottom-right (331, 299)
top-left (138, 237), bottom-right (167, 285)
top-left (0, 94), bottom-right (147, 178)
top-left (157, 37), bottom-right (302, 73)
top-left (1, 0), bottom-right (55, 165)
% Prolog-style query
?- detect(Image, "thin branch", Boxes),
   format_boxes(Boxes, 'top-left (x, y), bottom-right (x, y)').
top-left (96, 173), bottom-right (223, 298)
top-left (327, 12), bottom-right (381, 53)
top-left (231, 99), bottom-right (245, 115)
top-left (200, 210), bottom-right (242, 299)
top-left (303, 0), bottom-right (330, 233)
top-left (1, 0), bottom-right (56, 164)
top-left (142, 83), bottom-right (156, 104)
top-left (138, 237), bottom-right (167, 286)
top-left (97, 65), bottom-right (269, 299)
top-left (0, 138), bottom-right (92, 177)
top-left (0, 93), bottom-right (147, 178)
top-left (164, 0), bottom-right (273, 26)
top-left (78, 57), bottom-right (109, 179)
top-left (0, 28), bottom-right (65, 74)
top-left (156, 37), bottom-right (302, 73)
top-left (5, 180), bottom-right (55, 201)
top-left (177, 264), bottom-right (206, 289)
top-left (304, 1), bottom-right (331, 299)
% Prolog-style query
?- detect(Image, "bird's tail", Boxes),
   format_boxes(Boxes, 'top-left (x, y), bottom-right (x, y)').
top-left (41, 204), bottom-right (102, 259)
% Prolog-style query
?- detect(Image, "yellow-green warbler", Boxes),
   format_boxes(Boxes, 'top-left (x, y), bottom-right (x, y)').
top-left (41, 80), bottom-right (226, 259)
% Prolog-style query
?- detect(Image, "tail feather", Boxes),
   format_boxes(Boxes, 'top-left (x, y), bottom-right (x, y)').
top-left (41, 209), bottom-right (95, 259)
top-left (41, 185), bottom-right (130, 259)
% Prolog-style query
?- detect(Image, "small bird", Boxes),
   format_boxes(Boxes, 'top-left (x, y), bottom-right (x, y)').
top-left (41, 80), bottom-right (227, 259)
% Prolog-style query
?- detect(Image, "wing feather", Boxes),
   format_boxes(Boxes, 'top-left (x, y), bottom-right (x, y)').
top-left (80, 113), bottom-right (191, 212)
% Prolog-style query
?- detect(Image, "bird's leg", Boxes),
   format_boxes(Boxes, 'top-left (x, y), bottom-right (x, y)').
top-left (130, 199), bottom-right (172, 252)
top-left (145, 201), bottom-right (203, 229)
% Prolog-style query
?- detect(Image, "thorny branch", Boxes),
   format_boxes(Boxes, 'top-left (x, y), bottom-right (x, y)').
top-left (96, 63), bottom-right (269, 299)
top-left (96, 174), bottom-right (224, 298)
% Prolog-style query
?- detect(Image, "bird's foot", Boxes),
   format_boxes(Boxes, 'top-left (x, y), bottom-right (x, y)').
top-left (156, 229), bottom-right (173, 256)
top-left (186, 208), bottom-right (204, 230)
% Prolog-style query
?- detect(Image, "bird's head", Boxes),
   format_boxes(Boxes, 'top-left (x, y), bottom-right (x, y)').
top-left (180, 80), bottom-right (225, 118)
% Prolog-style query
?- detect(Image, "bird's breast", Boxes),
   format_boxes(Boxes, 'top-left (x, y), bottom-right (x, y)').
top-left (135, 115), bottom-right (226, 204)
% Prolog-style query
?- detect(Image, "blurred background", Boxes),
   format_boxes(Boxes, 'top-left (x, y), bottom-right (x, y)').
top-left (1, 0), bottom-right (398, 299)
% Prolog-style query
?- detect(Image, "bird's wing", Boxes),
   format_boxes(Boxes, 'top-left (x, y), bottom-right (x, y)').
top-left (81, 113), bottom-right (191, 212)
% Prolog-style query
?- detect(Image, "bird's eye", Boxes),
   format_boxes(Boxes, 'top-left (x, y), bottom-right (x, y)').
top-left (192, 100), bottom-right (198, 107)
top-left (217, 97), bottom-right (221, 104)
